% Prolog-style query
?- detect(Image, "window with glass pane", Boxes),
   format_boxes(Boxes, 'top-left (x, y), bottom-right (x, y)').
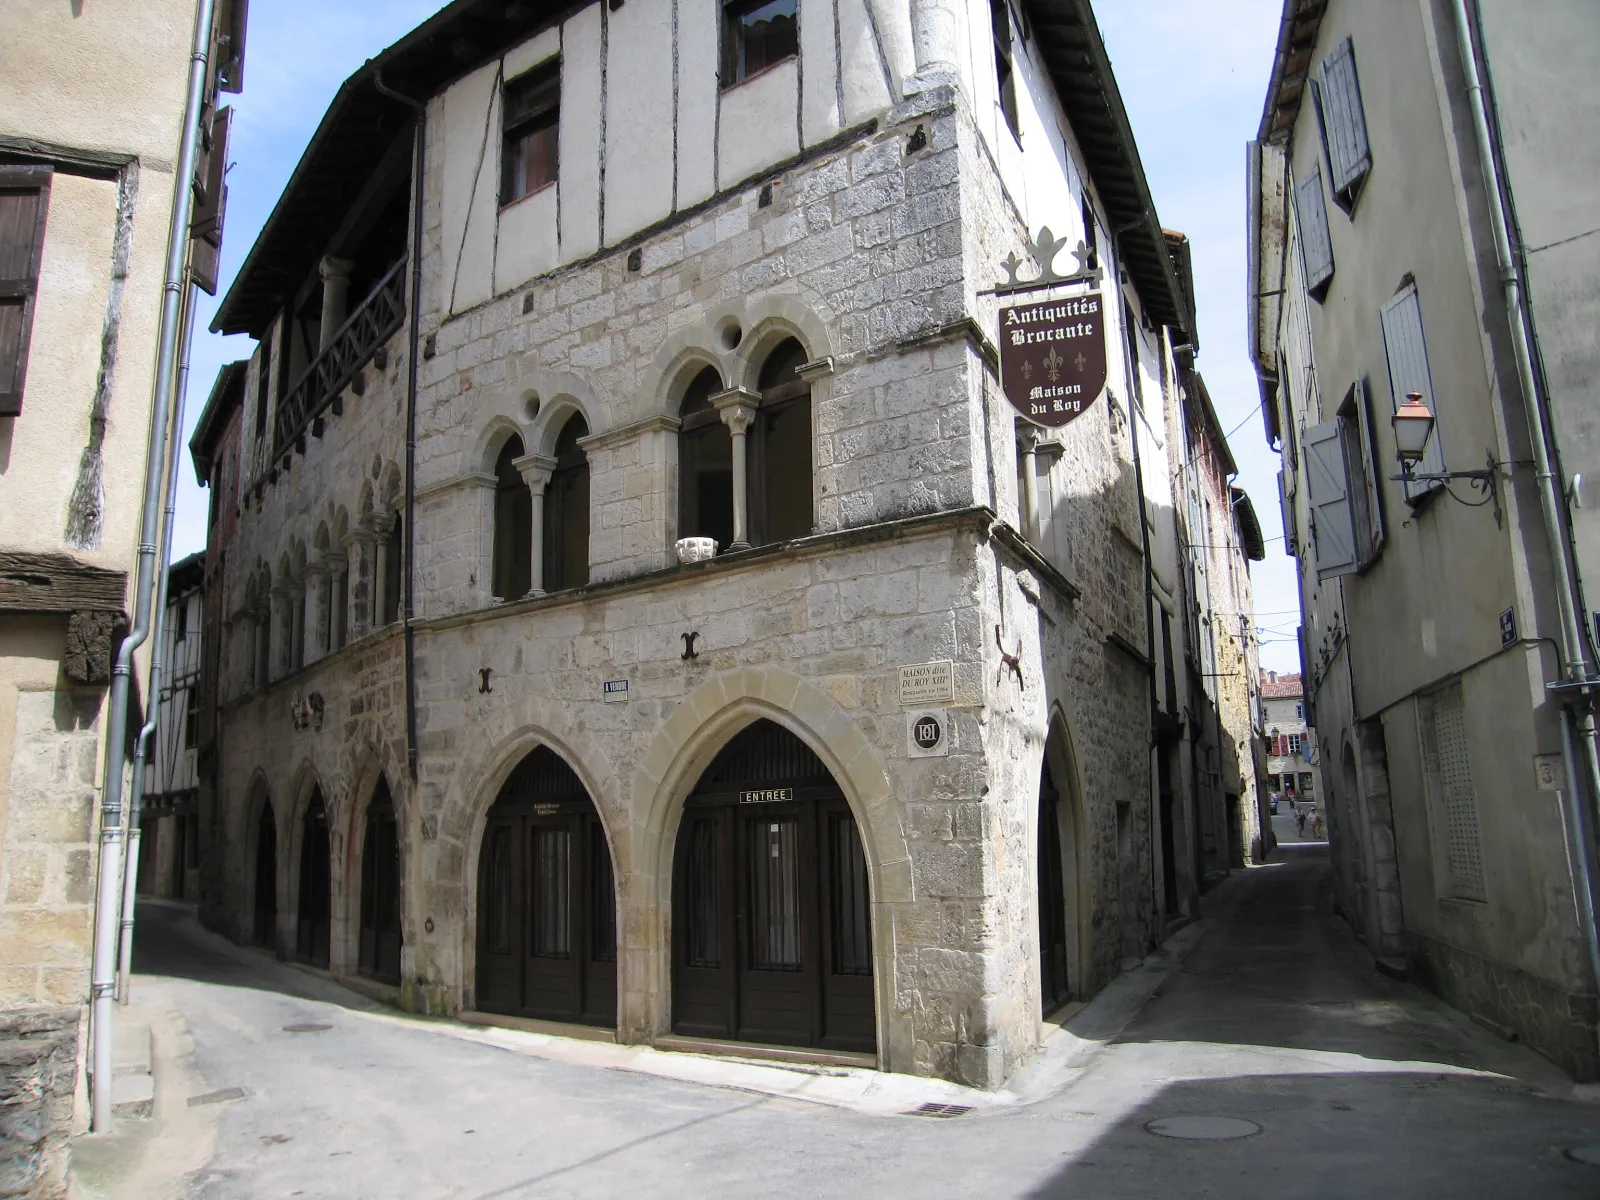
top-left (749, 819), bottom-right (801, 970)
top-left (686, 818), bottom-right (721, 968)
top-left (483, 825), bottom-right (515, 955)
top-left (590, 826), bottom-right (617, 963)
top-left (528, 825), bottom-right (571, 958)
top-left (830, 814), bottom-right (872, 977)
top-left (722, 0), bottom-right (797, 87)
top-left (502, 62), bottom-right (560, 205)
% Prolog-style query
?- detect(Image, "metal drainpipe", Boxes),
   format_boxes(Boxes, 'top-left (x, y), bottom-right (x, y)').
top-left (119, 280), bottom-right (198, 1004)
top-left (373, 68), bottom-right (425, 786)
top-left (89, 0), bottom-right (215, 1132)
top-left (1448, 0), bottom-right (1600, 1020)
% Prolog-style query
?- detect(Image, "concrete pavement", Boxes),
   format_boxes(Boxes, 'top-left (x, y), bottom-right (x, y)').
top-left (70, 840), bottom-right (1600, 1198)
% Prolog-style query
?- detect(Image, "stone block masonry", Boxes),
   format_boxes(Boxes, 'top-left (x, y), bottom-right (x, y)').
top-left (0, 1007), bottom-right (78, 1200)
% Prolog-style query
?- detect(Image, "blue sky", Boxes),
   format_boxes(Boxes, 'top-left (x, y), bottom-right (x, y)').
top-left (172, 0), bottom-right (1301, 673)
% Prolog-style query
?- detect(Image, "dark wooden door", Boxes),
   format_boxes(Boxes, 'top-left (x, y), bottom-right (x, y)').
top-left (1037, 769), bottom-right (1070, 1013)
top-left (253, 806), bottom-right (277, 948)
top-left (296, 794), bottom-right (331, 967)
top-left (672, 721), bottom-right (875, 1053)
top-left (474, 748), bottom-right (615, 1027)
top-left (359, 786), bottom-right (402, 984)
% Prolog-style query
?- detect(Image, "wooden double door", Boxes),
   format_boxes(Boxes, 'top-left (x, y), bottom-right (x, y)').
top-left (673, 721), bottom-right (875, 1053)
top-left (475, 748), bottom-right (616, 1027)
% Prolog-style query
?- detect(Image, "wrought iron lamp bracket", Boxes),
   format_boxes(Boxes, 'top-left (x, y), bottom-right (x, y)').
top-left (1391, 450), bottom-right (1502, 526)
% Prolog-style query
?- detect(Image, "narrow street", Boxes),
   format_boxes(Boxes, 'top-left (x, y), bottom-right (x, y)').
top-left (74, 833), bottom-right (1600, 1199)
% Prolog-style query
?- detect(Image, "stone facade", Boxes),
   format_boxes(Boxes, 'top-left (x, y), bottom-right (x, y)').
top-left (201, 0), bottom-right (1207, 1088)
top-left (0, 1007), bottom-right (78, 1200)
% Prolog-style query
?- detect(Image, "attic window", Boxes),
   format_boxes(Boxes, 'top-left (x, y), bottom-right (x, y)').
top-left (502, 60), bottom-right (560, 206)
top-left (990, 0), bottom-right (1020, 141)
top-left (722, 0), bottom-right (796, 88)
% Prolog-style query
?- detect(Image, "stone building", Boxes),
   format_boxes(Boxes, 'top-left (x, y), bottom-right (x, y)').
top-left (1250, 0), bottom-right (1600, 1076)
top-left (0, 0), bottom-right (247, 1188)
top-left (1261, 670), bottom-right (1317, 804)
top-left (198, 0), bottom-right (1208, 1087)
top-left (135, 552), bottom-right (205, 901)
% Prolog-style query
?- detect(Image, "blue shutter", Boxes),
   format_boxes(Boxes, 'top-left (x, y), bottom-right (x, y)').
top-left (1294, 166), bottom-right (1335, 298)
top-left (1317, 38), bottom-right (1372, 206)
top-left (1278, 468), bottom-right (1298, 556)
top-left (1304, 418), bottom-right (1357, 579)
top-left (1379, 282), bottom-right (1445, 503)
top-left (1352, 377), bottom-right (1385, 563)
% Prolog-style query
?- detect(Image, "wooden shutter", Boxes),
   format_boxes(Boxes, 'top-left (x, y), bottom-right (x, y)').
top-left (1294, 166), bottom-right (1335, 299)
top-left (0, 165), bottom-right (52, 417)
top-left (1317, 38), bottom-right (1372, 205)
top-left (191, 106), bottom-right (232, 295)
top-left (211, 0), bottom-right (248, 95)
top-left (1379, 281), bottom-right (1444, 503)
top-left (1278, 468), bottom-right (1298, 556)
top-left (1351, 377), bottom-right (1385, 563)
top-left (1304, 418), bottom-right (1357, 579)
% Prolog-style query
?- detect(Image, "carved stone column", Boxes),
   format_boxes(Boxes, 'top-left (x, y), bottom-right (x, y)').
top-left (908, 0), bottom-right (963, 93)
top-left (318, 256), bottom-right (355, 352)
top-left (290, 582), bottom-right (307, 670)
top-left (270, 585), bottom-right (290, 679)
top-left (514, 452), bottom-right (558, 597)
top-left (372, 515), bottom-right (394, 626)
top-left (303, 561), bottom-right (329, 664)
top-left (1016, 421), bottom-right (1041, 543)
top-left (329, 551), bottom-right (349, 652)
top-left (713, 387), bottom-right (758, 552)
top-left (344, 529), bottom-right (373, 639)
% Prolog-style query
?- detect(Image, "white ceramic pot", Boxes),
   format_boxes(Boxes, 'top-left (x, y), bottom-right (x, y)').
top-left (675, 536), bottom-right (718, 564)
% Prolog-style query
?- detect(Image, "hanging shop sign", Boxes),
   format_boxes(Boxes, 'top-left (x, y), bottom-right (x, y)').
top-left (998, 293), bottom-right (1107, 428)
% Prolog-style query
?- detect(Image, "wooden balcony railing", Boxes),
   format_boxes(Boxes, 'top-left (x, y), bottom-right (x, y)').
top-left (274, 256), bottom-right (407, 457)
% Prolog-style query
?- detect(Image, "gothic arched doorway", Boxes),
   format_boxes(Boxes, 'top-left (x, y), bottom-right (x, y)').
top-left (295, 789), bottom-right (331, 967)
top-left (358, 778), bottom-right (402, 984)
top-left (253, 800), bottom-right (277, 948)
top-left (672, 719), bottom-right (874, 1053)
top-left (1038, 761), bottom-right (1071, 1014)
top-left (475, 747), bottom-right (616, 1026)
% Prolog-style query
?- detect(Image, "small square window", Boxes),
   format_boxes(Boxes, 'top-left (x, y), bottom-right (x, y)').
top-left (722, 0), bottom-right (797, 88)
top-left (502, 61), bottom-right (560, 206)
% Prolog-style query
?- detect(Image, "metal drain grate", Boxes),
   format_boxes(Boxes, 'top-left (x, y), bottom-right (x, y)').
top-left (905, 1102), bottom-right (973, 1119)
top-left (281, 1023), bottom-right (333, 1033)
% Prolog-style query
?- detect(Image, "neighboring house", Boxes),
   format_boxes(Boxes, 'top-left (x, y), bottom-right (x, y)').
top-left (1249, 0), bottom-right (1600, 1079)
top-left (1165, 347), bottom-right (1271, 880)
top-left (0, 0), bottom-right (246, 1184)
top-left (137, 553), bottom-right (205, 901)
top-left (192, 0), bottom-right (1241, 1089)
top-left (1261, 670), bottom-right (1318, 802)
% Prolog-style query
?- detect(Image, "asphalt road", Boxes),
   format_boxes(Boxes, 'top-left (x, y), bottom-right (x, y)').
top-left (101, 838), bottom-right (1600, 1198)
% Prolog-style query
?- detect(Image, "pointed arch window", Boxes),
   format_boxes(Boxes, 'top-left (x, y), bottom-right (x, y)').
top-left (678, 366), bottom-right (734, 551)
top-left (492, 434), bottom-right (533, 599)
top-left (544, 413), bottom-right (590, 592)
top-left (751, 337), bottom-right (812, 545)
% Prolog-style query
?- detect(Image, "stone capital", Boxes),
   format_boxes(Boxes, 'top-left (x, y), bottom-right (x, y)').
top-left (712, 387), bottom-right (759, 435)
top-left (343, 528), bottom-right (374, 549)
top-left (512, 451), bottom-right (559, 491)
top-left (319, 255), bottom-right (355, 283)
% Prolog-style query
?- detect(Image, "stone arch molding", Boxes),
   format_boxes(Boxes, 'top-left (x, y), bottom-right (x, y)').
top-left (462, 367), bottom-right (604, 478)
top-left (642, 295), bottom-right (836, 420)
top-left (629, 665), bottom-right (910, 1059)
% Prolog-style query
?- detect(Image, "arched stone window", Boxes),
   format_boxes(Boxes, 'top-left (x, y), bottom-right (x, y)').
top-left (382, 514), bottom-right (403, 625)
top-left (751, 337), bottom-right (813, 545)
top-left (543, 413), bottom-right (590, 592)
top-left (678, 366), bottom-right (734, 551)
top-left (492, 435), bottom-right (533, 600)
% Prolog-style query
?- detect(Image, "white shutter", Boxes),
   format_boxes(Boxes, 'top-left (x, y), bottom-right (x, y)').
top-left (1419, 684), bottom-right (1486, 901)
top-left (1353, 377), bottom-right (1385, 562)
top-left (1379, 282), bottom-right (1445, 503)
top-left (1304, 419), bottom-right (1357, 579)
top-left (1294, 167), bottom-right (1335, 297)
top-left (1318, 38), bottom-right (1372, 204)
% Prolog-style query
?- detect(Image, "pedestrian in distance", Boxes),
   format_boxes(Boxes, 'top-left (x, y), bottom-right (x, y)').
top-left (1296, 808), bottom-right (1307, 837)
top-left (1287, 795), bottom-right (1297, 813)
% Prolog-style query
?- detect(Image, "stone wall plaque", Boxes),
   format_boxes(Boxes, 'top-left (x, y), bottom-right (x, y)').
top-left (999, 293), bottom-right (1107, 428)
top-left (898, 660), bottom-right (954, 706)
top-left (906, 709), bottom-right (951, 758)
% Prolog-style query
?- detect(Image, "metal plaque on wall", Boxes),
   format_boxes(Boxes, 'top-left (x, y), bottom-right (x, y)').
top-left (999, 293), bottom-right (1107, 427)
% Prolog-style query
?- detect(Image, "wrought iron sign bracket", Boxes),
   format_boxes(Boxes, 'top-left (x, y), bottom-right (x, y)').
top-left (979, 226), bottom-right (1103, 298)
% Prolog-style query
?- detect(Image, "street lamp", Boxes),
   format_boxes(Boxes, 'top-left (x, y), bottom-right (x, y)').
top-left (1389, 391), bottom-right (1500, 522)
